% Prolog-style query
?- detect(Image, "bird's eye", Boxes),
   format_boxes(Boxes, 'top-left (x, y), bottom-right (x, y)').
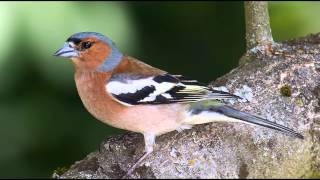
top-left (82, 41), bottom-right (92, 49)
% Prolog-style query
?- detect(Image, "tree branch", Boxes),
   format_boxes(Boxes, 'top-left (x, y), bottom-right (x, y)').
top-left (244, 1), bottom-right (273, 50)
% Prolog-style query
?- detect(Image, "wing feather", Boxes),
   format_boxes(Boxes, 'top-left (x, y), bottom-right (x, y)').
top-left (106, 73), bottom-right (240, 106)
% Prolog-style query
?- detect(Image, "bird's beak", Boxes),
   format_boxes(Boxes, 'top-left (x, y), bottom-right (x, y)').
top-left (53, 42), bottom-right (79, 58)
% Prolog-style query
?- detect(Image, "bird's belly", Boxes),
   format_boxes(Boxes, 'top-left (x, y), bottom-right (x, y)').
top-left (79, 88), bottom-right (186, 134)
top-left (115, 104), bottom-right (187, 135)
top-left (75, 72), bottom-right (187, 135)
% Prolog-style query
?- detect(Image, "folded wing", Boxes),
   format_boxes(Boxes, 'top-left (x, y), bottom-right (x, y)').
top-left (106, 73), bottom-right (240, 106)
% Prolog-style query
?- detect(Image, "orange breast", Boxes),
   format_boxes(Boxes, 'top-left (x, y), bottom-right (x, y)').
top-left (74, 71), bottom-right (126, 126)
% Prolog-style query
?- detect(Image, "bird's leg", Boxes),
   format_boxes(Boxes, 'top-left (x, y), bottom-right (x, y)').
top-left (122, 133), bottom-right (155, 179)
top-left (123, 150), bottom-right (152, 178)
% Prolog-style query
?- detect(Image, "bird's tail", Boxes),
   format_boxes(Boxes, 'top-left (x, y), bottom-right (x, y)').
top-left (185, 105), bottom-right (304, 139)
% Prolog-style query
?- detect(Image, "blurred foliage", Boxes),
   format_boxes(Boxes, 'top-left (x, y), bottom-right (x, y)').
top-left (0, 1), bottom-right (319, 178)
top-left (269, 1), bottom-right (320, 41)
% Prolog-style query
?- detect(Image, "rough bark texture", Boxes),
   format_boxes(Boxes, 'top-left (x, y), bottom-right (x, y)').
top-left (245, 1), bottom-right (273, 50)
top-left (55, 33), bottom-right (320, 179)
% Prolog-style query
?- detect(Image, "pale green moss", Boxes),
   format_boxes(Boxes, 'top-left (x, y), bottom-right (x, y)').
top-left (52, 166), bottom-right (70, 178)
top-left (295, 98), bottom-right (304, 106)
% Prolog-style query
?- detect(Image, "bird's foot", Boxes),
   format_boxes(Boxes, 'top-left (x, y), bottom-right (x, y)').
top-left (121, 151), bottom-right (152, 179)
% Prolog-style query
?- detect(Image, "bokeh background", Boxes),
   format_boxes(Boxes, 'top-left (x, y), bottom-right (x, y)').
top-left (0, 1), bottom-right (320, 178)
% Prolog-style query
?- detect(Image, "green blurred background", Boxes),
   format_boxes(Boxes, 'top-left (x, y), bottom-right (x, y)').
top-left (0, 1), bottom-right (319, 178)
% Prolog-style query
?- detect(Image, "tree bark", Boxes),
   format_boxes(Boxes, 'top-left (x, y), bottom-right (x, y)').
top-left (244, 1), bottom-right (273, 50)
top-left (55, 33), bottom-right (320, 179)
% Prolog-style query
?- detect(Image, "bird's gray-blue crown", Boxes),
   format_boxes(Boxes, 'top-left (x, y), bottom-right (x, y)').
top-left (67, 32), bottom-right (123, 72)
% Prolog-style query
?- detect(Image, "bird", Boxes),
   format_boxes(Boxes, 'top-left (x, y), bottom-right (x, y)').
top-left (54, 32), bottom-right (303, 178)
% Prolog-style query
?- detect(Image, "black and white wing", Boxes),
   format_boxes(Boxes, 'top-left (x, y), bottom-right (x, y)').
top-left (106, 73), bottom-right (240, 106)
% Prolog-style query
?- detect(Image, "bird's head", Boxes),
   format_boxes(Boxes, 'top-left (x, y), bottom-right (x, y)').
top-left (54, 32), bottom-right (123, 72)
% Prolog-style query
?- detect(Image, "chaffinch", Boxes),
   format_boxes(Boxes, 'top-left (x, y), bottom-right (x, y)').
top-left (54, 32), bottom-right (303, 177)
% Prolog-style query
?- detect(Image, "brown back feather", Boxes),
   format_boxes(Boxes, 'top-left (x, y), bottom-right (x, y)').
top-left (112, 56), bottom-right (166, 76)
